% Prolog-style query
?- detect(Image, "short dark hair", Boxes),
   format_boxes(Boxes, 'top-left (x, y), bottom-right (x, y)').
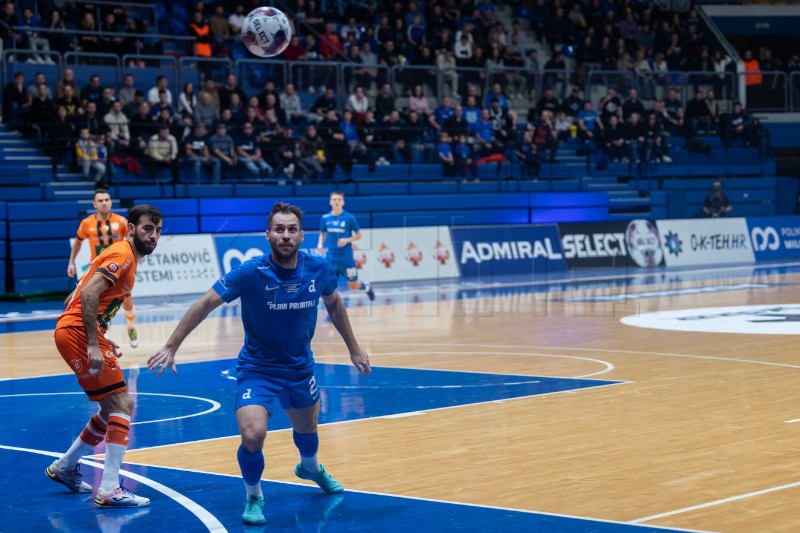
top-left (94, 188), bottom-right (110, 198)
top-left (268, 202), bottom-right (303, 229)
top-left (128, 204), bottom-right (163, 226)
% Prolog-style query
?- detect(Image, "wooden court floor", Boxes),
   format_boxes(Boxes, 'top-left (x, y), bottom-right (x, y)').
top-left (3, 266), bottom-right (800, 532)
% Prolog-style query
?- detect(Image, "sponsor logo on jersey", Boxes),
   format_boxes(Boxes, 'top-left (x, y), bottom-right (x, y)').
top-left (107, 263), bottom-right (119, 273)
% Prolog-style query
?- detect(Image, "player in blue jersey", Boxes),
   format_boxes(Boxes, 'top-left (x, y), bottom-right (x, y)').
top-left (147, 202), bottom-right (371, 526)
top-left (317, 191), bottom-right (376, 301)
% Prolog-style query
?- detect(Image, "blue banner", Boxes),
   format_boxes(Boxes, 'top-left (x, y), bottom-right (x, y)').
top-left (214, 231), bottom-right (321, 274)
top-left (451, 225), bottom-right (567, 277)
top-left (746, 216), bottom-right (800, 261)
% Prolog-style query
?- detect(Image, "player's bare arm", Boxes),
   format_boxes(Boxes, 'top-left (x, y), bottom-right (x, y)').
top-left (67, 237), bottom-right (83, 277)
top-left (148, 288), bottom-right (225, 375)
top-left (317, 231), bottom-right (327, 253)
top-left (79, 273), bottom-right (113, 376)
top-left (339, 230), bottom-right (361, 248)
top-left (322, 291), bottom-right (370, 376)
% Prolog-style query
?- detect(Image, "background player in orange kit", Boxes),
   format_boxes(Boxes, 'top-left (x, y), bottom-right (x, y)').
top-left (67, 189), bottom-right (140, 347)
top-left (46, 204), bottom-right (162, 507)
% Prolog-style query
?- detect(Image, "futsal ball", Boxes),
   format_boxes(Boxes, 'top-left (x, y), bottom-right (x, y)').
top-left (241, 7), bottom-right (292, 58)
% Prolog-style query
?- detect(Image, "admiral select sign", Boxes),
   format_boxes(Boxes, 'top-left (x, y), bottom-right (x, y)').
top-left (558, 220), bottom-right (665, 269)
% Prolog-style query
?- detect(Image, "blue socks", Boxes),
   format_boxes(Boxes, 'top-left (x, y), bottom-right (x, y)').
top-left (237, 444), bottom-right (264, 487)
top-left (293, 431), bottom-right (320, 472)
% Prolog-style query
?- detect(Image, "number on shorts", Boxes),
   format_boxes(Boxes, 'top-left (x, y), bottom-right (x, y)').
top-left (309, 376), bottom-right (318, 397)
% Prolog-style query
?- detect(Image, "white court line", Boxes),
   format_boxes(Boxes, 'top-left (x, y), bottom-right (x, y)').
top-left (630, 480), bottom-right (800, 524)
top-left (0, 444), bottom-right (227, 532)
top-left (0, 391), bottom-right (221, 426)
top-left (108, 458), bottom-right (708, 533)
top-left (127, 380), bottom-right (629, 454)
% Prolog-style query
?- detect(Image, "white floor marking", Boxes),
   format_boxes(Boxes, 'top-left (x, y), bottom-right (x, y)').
top-left (0, 444), bottom-right (227, 532)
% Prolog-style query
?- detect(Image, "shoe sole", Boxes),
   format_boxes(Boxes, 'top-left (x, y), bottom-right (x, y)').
top-left (295, 466), bottom-right (344, 494)
top-left (95, 497), bottom-right (150, 507)
top-left (243, 515), bottom-right (266, 525)
top-left (46, 466), bottom-right (92, 493)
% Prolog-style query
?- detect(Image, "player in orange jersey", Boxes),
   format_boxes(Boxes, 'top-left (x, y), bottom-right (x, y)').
top-left (46, 204), bottom-right (162, 508)
top-left (67, 189), bottom-right (141, 348)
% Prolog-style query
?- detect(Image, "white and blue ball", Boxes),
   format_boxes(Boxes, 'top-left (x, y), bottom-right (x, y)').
top-left (242, 7), bottom-right (292, 58)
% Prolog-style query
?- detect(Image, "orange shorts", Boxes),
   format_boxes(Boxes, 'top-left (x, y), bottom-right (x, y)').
top-left (55, 325), bottom-right (127, 402)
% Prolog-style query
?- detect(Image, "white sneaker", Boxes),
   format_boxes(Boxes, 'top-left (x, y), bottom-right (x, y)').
top-left (128, 328), bottom-right (138, 348)
top-left (661, 154), bottom-right (672, 163)
top-left (95, 485), bottom-right (150, 507)
top-left (46, 461), bottom-right (92, 493)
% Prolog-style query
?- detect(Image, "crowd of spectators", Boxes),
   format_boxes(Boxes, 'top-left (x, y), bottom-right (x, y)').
top-left (0, 0), bottom-right (769, 183)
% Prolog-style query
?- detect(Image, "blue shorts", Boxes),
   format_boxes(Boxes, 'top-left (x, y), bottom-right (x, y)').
top-left (328, 257), bottom-right (359, 282)
top-left (235, 367), bottom-right (319, 413)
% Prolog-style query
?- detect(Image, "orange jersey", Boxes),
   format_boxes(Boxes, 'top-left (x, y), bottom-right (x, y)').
top-left (59, 240), bottom-right (137, 332)
top-left (76, 213), bottom-right (129, 260)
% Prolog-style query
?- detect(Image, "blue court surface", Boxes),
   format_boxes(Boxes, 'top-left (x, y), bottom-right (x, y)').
top-left (0, 361), bottom-right (696, 532)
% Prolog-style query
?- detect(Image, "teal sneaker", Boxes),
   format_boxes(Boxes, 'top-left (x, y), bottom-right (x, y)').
top-left (294, 463), bottom-right (344, 494)
top-left (242, 495), bottom-right (266, 525)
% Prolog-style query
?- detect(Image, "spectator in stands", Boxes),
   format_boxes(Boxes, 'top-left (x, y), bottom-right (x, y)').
top-left (472, 108), bottom-right (500, 158)
top-left (562, 88), bottom-right (584, 121)
top-left (146, 76), bottom-right (172, 106)
top-left (436, 48), bottom-right (459, 100)
top-left (312, 88), bottom-right (338, 123)
top-left (407, 84), bottom-right (431, 120)
top-left (622, 88), bottom-right (646, 122)
top-left (642, 112), bottom-right (670, 163)
top-left (57, 84), bottom-right (81, 119)
top-left (453, 134), bottom-right (478, 181)
top-left (378, 110), bottom-right (407, 164)
top-left (122, 90), bottom-right (144, 118)
top-left (298, 124), bottom-right (326, 180)
top-left (209, 5), bottom-right (231, 52)
top-left (98, 12), bottom-right (123, 63)
top-left (320, 22), bottom-right (344, 60)
top-left (194, 91), bottom-right (220, 128)
top-left (624, 112), bottom-right (645, 164)
top-left (428, 95), bottom-right (455, 134)
top-left (453, 31), bottom-right (473, 66)
top-left (703, 179), bottom-right (732, 218)
top-left (533, 87), bottom-right (560, 122)
top-left (577, 100), bottom-right (600, 144)
top-left (598, 87), bottom-right (622, 127)
top-left (662, 88), bottom-right (685, 135)
top-left (722, 101), bottom-right (755, 148)
top-left (178, 82), bottom-right (197, 118)
top-left (183, 122), bottom-right (218, 182)
top-left (208, 122), bottom-right (237, 181)
top-left (129, 101), bottom-right (155, 155)
top-left (530, 111), bottom-right (558, 162)
top-left (104, 100), bottom-right (130, 154)
top-left (19, 7), bottom-right (53, 63)
top-left (219, 74), bottom-right (247, 113)
top-left (78, 101), bottom-right (107, 136)
top-left (80, 75), bottom-right (102, 108)
top-left (760, 47), bottom-right (783, 106)
top-left (228, 4), bottom-right (245, 38)
top-left (0, 2), bottom-right (22, 53)
top-left (188, 10), bottom-right (214, 78)
top-left (26, 72), bottom-right (51, 102)
top-left (55, 69), bottom-right (80, 101)
top-left (358, 42), bottom-right (379, 91)
top-left (405, 110), bottom-right (430, 163)
top-left (685, 89), bottom-right (712, 136)
top-left (742, 49), bottom-right (762, 108)
top-left (46, 9), bottom-right (72, 55)
top-left (462, 95), bottom-right (481, 129)
top-left (318, 109), bottom-right (353, 180)
top-left (75, 127), bottom-right (105, 184)
top-left (236, 122), bottom-right (272, 178)
top-left (77, 12), bottom-right (100, 59)
top-left (339, 110), bottom-right (371, 171)
top-left (48, 105), bottom-right (75, 164)
top-left (97, 87), bottom-right (115, 118)
top-left (516, 130), bottom-right (541, 178)
top-left (599, 114), bottom-right (626, 164)
top-left (201, 78), bottom-right (220, 110)
top-left (374, 84), bottom-right (395, 124)
top-left (553, 111), bottom-right (571, 143)
top-left (343, 85), bottom-right (367, 125)
top-left (436, 132), bottom-right (456, 178)
top-left (30, 83), bottom-right (55, 131)
top-left (267, 125), bottom-right (297, 181)
top-left (117, 75), bottom-right (135, 108)
top-left (227, 92), bottom-right (245, 124)
top-left (442, 104), bottom-right (469, 141)
top-left (143, 125), bottom-right (179, 181)
top-left (154, 106), bottom-right (180, 139)
top-left (705, 90), bottom-right (722, 132)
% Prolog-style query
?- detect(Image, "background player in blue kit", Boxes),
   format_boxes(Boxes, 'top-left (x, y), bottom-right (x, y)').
top-left (317, 191), bottom-right (376, 301)
top-left (147, 202), bottom-right (371, 526)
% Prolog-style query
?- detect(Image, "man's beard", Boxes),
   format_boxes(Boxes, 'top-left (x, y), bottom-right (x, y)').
top-left (271, 240), bottom-right (298, 261)
top-left (132, 233), bottom-right (155, 256)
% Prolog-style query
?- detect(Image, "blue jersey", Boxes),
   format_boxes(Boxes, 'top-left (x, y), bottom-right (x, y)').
top-left (212, 252), bottom-right (337, 373)
top-left (319, 210), bottom-right (360, 262)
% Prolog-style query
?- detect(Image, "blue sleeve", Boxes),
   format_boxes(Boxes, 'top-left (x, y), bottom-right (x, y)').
top-left (349, 213), bottom-right (361, 234)
top-left (321, 263), bottom-right (338, 296)
top-left (319, 216), bottom-right (326, 233)
top-left (212, 262), bottom-right (247, 303)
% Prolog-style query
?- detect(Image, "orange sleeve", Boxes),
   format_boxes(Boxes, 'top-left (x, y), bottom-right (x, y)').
top-left (96, 248), bottom-right (133, 286)
top-left (76, 218), bottom-right (90, 240)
